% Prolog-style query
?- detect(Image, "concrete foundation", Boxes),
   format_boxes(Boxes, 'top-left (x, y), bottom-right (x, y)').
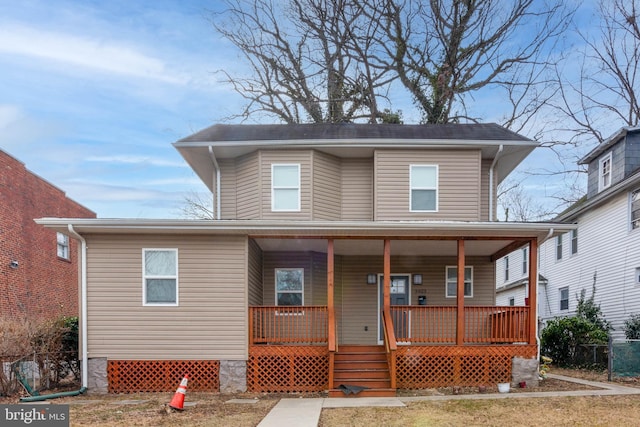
top-left (219, 360), bottom-right (247, 393)
top-left (511, 356), bottom-right (539, 388)
top-left (87, 357), bottom-right (108, 394)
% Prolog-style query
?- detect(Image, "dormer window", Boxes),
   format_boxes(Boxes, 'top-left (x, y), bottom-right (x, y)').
top-left (598, 153), bottom-right (612, 191)
top-left (272, 164), bottom-right (300, 211)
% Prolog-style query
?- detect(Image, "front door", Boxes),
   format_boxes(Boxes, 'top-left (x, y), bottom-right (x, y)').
top-left (378, 275), bottom-right (410, 343)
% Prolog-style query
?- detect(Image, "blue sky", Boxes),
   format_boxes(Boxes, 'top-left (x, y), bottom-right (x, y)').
top-left (0, 0), bottom-right (600, 219)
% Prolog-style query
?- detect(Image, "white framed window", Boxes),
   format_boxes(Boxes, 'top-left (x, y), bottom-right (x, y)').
top-left (635, 267), bottom-right (640, 286)
top-left (504, 256), bottom-right (510, 282)
top-left (275, 268), bottom-right (304, 306)
top-left (571, 229), bottom-right (578, 255)
top-left (143, 249), bottom-right (178, 306)
top-left (598, 152), bottom-right (612, 191)
top-left (631, 189), bottom-right (640, 230)
top-left (410, 165), bottom-right (438, 212)
top-left (559, 287), bottom-right (569, 311)
top-left (556, 235), bottom-right (563, 261)
top-left (509, 297), bottom-right (515, 306)
top-left (522, 247), bottom-right (528, 275)
top-left (272, 164), bottom-right (300, 211)
top-left (56, 232), bottom-right (69, 260)
top-left (445, 266), bottom-right (473, 298)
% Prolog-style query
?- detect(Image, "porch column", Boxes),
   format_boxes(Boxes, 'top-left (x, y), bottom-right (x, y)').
top-left (528, 238), bottom-right (538, 345)
top-left (456, 239), bottom-right (465, 346)
top-left (327, 239), bottom-right (335, 348)
top-left (383, 239), bottom-right (391, 312)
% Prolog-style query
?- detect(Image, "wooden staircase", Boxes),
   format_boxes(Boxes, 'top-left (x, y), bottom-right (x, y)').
top-left (329, 345), bottom-right (396, 397)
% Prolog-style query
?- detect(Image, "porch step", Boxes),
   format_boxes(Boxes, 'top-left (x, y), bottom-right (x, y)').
top-left (330, 345), bottom-right (395, 398)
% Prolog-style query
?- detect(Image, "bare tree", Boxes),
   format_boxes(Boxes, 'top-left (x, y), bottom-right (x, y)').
top-left (497, 178), bottom-right (557, 221)
top-left (178, 191), bottom-right (214, 219)
top-left (212, 0), bottom-right (397, 123)
top-left (371, 0), bottom-right (573, 124)
top-left (554, 0), bottom-right (640, 144)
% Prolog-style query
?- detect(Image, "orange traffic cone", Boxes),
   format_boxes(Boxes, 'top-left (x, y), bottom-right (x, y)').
top-left (168, 374), bottom-right (189, 411)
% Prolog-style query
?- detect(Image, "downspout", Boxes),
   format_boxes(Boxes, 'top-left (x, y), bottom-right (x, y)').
top-left (208, 146), bottom-right (221, 220)
top-left (488, 144), bottom-right (504, 221)
top-left (20, 225), bottom-right (88, 401)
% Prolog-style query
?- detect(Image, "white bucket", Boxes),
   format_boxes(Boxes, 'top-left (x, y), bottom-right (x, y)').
top-left (497, 383), bottom-right (510, 393)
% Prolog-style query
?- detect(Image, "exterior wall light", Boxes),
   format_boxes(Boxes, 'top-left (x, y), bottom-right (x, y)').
top-left (413, 274), bottom-right (422, 285)
top-left (367, 273), bottom-right (377, 285)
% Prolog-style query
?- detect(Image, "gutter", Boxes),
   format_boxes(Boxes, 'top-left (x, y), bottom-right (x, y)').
top-left (208, 146), bottom-right (221, 220)
top-left (488, 145), bottom-right (504, 221)
top-left (66, 224), bottom-right (88, 390)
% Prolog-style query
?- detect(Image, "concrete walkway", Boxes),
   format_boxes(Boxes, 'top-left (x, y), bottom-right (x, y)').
top-left (257, 375), bottom-right (640, 427)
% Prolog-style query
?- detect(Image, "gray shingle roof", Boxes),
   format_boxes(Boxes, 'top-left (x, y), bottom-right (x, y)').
top-left (178, 123), bottom-right (531, 143)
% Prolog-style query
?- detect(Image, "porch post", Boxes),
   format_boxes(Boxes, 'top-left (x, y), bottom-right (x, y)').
top-left (456, 239), bottom-right (465, 346)
top-left (327, 239), bottom-right (336, 389)
top-left (383, 239), bottom-right (391, 311)
top-left (528, 238), bottom-right (538, 345)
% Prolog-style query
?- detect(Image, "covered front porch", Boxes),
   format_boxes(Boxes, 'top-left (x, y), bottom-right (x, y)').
top-left (246, 232), bottom-right (542, 396)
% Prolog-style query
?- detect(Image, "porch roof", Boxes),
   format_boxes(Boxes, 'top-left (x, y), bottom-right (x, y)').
top-left (37, 218), bottom-right (575, 257)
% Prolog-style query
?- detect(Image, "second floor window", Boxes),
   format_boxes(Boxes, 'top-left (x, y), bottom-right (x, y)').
top-left (275, 268), bottom-right (304, 306)
top-left (522, 247), bottom-right (528, 275)
top-left (272, 164), bottom-right (300, 211)
top-left (504, 256), bottom-right (510, 282)
top-left (599, 152), bottom-right (612, 191)
top-left (631, 189), bottom-right (640, 230)
top-left (57, 232), bottom-right (69, 260)
top-left (410, 165), bottom-right (438, 212)
top-left (556, 235), bottom-right (563, 261)
top-left (571, 229), bottom-right (578, 255)
top-left (445, 266), bottom-right (473, 298)
top-left (559, 287), bottom-right (569, 311)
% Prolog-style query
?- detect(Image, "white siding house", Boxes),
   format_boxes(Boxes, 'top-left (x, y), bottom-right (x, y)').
top-left (497, 126), bottom-right (640, 339)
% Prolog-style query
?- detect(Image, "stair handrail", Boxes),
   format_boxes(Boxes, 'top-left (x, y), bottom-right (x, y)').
top-left (381, 309), bottom-right (397, 389)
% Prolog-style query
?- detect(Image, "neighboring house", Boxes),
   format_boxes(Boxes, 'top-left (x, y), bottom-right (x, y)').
top-left (0, 149), bottom-right (96, 321)
top-left (38, 124), bottom-right (574, 396)
top-left (496, 126), bottom-right (640, 339)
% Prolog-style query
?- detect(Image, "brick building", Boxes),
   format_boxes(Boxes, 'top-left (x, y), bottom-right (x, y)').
top-left (0, 149), bottom-right (95, 320)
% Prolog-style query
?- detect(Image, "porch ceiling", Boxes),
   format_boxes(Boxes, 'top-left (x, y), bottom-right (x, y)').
top-left (254, 237), bottom-right (515, 257)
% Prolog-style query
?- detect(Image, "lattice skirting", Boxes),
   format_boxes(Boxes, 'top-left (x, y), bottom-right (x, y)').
top-left (248, 345), bottom-right (328, 393)
top-left (107, 360), bottom-right (220, 393)
top-left (396, 345), bottom-right (537, 388)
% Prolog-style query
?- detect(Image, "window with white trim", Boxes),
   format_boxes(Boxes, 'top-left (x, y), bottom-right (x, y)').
top-left (556, 235), bottom-right (563, 261)
top-left (56, 232), bottom-right (69, 260)
top-left (559, 287), bottom-right (569, 311)
top-left (275, 268), bottom-right (304, 306)
top-left (410, 165), bottom-right (438, 212)
top-left (143, 249), bottom-right (178, 305)
top-left (504, 256), bottom-right (510, 282)
top-left (631, 189), bottom-right (640, 230)
top-left (571, 229), bottom-right (578, 255)
top-left (522, 247), bottom-right (528, 275)
top-left (509, 297), bottom-right (515, 306)
top-left (636, 267), bottom-right (640, 286)
top-left (272, 164), bottom-right (300, 211)
top-left (599, 152), bottom-right (612, 191)
top-left (445, 266), bottom-right (473, 298)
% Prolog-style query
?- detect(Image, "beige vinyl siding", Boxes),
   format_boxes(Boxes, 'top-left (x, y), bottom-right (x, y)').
top-left (341, 158), bottom-right (373, 220)
top-left (481, 159), bottom-right (491, 221)
top-left (236, 152), bottom-right (260, 219)
top-left (375, 149), bottom-right (481, 221)
top-left (85, 234), bottom-right (248, 360)
top-left (219, 159), bottom-right (237, 219)
top-left (248, 239), bottom-right (263, 306)
top-left (312, 151), bottom-right (341, 220)
top-left (261, 151), bottom-right (312, 220)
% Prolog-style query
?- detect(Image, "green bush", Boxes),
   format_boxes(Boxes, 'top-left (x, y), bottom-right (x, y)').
top-left (623, 314), bottom-right (640, 340)
top-left (540, 316), bottom-right (608, 367)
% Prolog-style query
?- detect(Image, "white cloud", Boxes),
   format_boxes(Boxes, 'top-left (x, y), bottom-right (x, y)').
top-left (86, 155), bottom-right (187, 168)
top-left (0, 24), bottom-right (188, 84)
top-left (0, 105), bottom-right (22, 128)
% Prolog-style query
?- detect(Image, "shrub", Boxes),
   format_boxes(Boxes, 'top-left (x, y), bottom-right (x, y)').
top-left (623, 314), bottom-right (640, 340)
top-left (540, 316), bottom-right (608, 367)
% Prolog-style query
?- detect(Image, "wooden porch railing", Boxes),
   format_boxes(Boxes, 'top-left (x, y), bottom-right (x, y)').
top-left (249, 306), bottom-right (328, 345)
top-left (390, 306), bottom-right (529, 344)
top-left (381, 309), bottom-right (397, 389)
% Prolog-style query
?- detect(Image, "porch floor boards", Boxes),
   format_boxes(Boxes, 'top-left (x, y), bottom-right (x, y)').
top-left (329, 345), bottom-right (396, 398)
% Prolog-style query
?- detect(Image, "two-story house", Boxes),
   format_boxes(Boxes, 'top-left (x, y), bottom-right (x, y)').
top-left (38, 124), bottom-right (574, 396)
top-left (496, 126), bottom-right (640, 339)
top-left (0, 149), bottom-right (95, 321)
